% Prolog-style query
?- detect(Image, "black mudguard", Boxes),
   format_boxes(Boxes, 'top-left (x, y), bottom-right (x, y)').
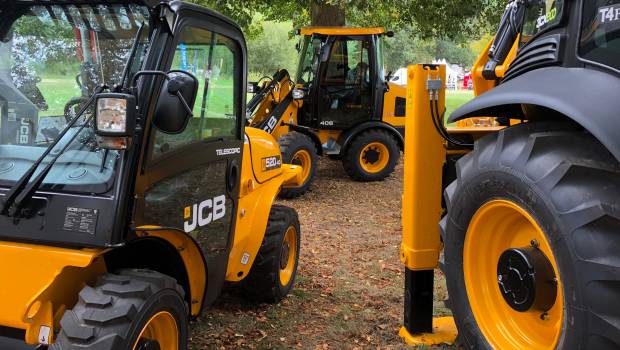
top-left (338, 121), bottom-right (405, 156)
top-left (450, 67), bottom-right (620, 162)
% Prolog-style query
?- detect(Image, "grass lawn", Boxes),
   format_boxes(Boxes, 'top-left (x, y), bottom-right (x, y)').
top-left (446, 89), bottom-right (475, 123)
top-left (38, 74), bottom-right (475, 127)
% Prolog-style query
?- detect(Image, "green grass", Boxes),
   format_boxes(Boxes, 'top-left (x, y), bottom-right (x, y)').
top-left (445, 90), bottom-right (475, 123)
top-left (37, 74), bottom-right (475, 126)
top-left (37, 73), bottom-right (82, 117)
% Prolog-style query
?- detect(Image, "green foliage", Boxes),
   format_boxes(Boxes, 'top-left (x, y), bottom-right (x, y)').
top-left (383, 26), bottom-right (478, 72)
top-left (189, 0), bottom-right (507, 41)
top-left (247, 21), bottom-right (299, 78)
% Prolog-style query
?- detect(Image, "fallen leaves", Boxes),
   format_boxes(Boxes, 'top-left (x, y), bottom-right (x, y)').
top-left (189, 158), bottom-right (454, 350)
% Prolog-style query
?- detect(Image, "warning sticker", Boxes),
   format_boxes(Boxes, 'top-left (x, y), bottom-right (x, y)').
top-left (63, 207), bottom-right (98, 234)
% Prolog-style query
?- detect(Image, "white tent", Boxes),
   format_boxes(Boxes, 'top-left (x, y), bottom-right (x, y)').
top-left (433, 59), bottom-right (459, 90)
top-left (390, 60), bottom-right (460, 89)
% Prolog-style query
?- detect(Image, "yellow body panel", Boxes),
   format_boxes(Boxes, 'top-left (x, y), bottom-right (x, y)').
top-left (382, 82), bottom-right (407, 128)
top-left (399, 317), bottom-right (457, 346)
top-left (300, 26), bottom-right (385, 36)
top-left (134, 227), bottom-right (207, 317)
top-left (314, 129), bottom-right (341, 145)
top-left (249, 70), bottom-right (295, 130)
top-left (245, 127), bottom-right (290, 184)
top-left (458, 35), bottom-right (519, 128)
top-left (271, 102), bottom-right (299, 140)
top-left (226, 128), bottom-right (302, 281)
top-left (0, 242), bottom-right (106, 344)
top-left (471, 35), bottom-right (519, 96)
top-left (400, 64), bottom-right (446, 271)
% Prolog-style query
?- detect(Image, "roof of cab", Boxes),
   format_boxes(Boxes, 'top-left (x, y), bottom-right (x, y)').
top-left (299, 27), bottom-right (385, 36)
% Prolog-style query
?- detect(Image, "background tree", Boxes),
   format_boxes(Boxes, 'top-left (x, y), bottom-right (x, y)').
top-left (193, 0), bottom-right (506, 39)
top-left (193, 0), bottom-right (507, 77)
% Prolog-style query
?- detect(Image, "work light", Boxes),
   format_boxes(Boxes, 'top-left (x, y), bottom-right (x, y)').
top-left (94, 94), bottom-right (136, 137)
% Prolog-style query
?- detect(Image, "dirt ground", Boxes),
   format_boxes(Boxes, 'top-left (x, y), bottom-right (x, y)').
top-left (190, 157), bottom-right (455, 349)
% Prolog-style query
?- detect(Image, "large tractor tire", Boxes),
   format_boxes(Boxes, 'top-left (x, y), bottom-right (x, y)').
top-left (278, 131), bottom-right (317, 199)
top-left (51, 269), bottom-right (188, 350)
top-left (442, 122), bottom-right (620, 350)
top-left (241, 205), bottom-right (301, 303)
top-left (343, 129), bottom-right (399, 182)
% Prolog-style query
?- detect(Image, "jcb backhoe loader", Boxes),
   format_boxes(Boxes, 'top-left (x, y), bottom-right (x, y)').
top-left (0, 1), bottom-right (303, 349)
top-left (400, 0), bottom-right (620, 349)
top-left (247, 27), bottom-right (406, 197)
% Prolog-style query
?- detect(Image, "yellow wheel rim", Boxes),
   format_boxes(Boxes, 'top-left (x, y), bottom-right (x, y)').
top-left (292, 149), bottom-right (312, 184)
top-left (464, 200), bottom-right (563, 350)
top-left (132, 311), bottom-right (178, 350)
top-left (359, 142), bottom-right (389, 174)
top-left (279, 226), bottom-right (297, 287)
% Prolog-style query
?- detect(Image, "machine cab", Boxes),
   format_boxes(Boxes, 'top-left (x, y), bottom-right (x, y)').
top-left (295, 27), bottom-right (388, 130)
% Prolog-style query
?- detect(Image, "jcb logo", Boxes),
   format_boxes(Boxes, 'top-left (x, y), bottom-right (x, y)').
top-left (19, 118), bottom-right (30, 144)
top-left (263, 116), bottom-right (278, 133)
top-left (183, 195), bottom-right (226, 233)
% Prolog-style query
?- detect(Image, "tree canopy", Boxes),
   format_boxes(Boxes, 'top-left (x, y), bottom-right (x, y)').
top-left (192, 0), bottom-right (506, 40)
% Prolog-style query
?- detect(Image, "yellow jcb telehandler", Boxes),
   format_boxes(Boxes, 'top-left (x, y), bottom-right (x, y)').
top-left (0, 1), bottom-right (303, 349)
top-left (400, 0), bottom-right (620, 349)
top-left (246, 27), bottom-right (406, 197)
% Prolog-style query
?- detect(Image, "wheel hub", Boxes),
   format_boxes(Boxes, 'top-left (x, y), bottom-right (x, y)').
top-left (497, 247), bottom-right (557, 312)
top-left (280, 241), bottom-right (290, 270)
top-left (363, 147), bottom-right (380, 164)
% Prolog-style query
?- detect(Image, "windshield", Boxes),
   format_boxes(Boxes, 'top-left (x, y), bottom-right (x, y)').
top-left (295, 35), bottom-right (323, 85)
top-left (0, 4), bottom-right (150, 194)
top-left (580, 0), bottom-right (620, 71)
top-left (521, 0), bottom-right (564, 44)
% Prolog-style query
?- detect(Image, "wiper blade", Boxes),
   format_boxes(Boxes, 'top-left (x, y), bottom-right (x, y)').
top-left (120, 21), bottom-right (146, 90)
top-left (1, 86), bottom-right (104, 216)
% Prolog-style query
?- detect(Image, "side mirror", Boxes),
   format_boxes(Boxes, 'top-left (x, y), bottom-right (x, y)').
top-left (94, 93), bottom-right (136, 149)
top-left (153, 70), bottom-right (198, 134)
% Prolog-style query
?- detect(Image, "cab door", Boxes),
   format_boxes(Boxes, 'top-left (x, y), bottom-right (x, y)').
top-left (313, 36), bottom-right (375, 129)
top-left (138, 17), bottom-right (245, 305)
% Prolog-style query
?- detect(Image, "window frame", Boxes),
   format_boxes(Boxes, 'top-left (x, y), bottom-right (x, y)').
top-left (146, 11), bottom-right (244, 166)
top-left (519, 0), bottom-right (567, 49)
top-left (576, 0), bottom-right (620, 76)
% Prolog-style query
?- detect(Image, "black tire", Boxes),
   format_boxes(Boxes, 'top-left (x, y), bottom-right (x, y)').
top-left (278, 132), bottom-right (317, 199)
top-left (241, 205), bottom-right (301, 303)
top-left (51, 269), bottom-right (188, 350)
top-left (442, 122), bottom-right (620, 349)
top-left (343, 129), bottom-right (399, 182)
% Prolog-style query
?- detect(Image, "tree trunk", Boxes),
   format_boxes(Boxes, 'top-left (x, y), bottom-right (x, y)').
top-left (311, 1), bottom-right (345, 26)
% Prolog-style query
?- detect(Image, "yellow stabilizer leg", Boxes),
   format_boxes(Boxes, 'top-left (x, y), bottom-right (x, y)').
top-left (399, 317), bottom-right (458, 346)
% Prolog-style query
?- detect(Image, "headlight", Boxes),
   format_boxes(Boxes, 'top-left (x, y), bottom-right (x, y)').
top-left (94, 93), bottom-right (136, 137)
top-left (292, 88), bottom-right (306, 100)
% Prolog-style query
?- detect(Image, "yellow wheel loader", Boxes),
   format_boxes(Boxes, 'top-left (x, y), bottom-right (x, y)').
top-left (247, 27), bottom-right (406, 197)
top-left (400, 1), bottom-right (620, 349)
top-left (0, 1), bottom-right (304, 349)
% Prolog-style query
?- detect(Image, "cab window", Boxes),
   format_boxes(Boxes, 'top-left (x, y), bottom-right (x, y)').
top-left (151, 26), bottom-right (239, 160)
top-left (580, 0), bottom-right (620, 71)
top-left (322, 38), bottom-right (370, 87)
top-left (521, 0), bottom-right (564, 45)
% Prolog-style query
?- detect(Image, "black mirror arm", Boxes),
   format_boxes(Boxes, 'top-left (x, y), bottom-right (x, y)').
top-left (175, 91), bottom-right (194, 117)
top-left (131, 70), bottom-right (170, 88)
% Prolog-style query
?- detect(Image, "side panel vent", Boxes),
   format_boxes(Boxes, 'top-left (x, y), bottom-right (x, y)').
top-left (503, 34), bottom-right (562, 82)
